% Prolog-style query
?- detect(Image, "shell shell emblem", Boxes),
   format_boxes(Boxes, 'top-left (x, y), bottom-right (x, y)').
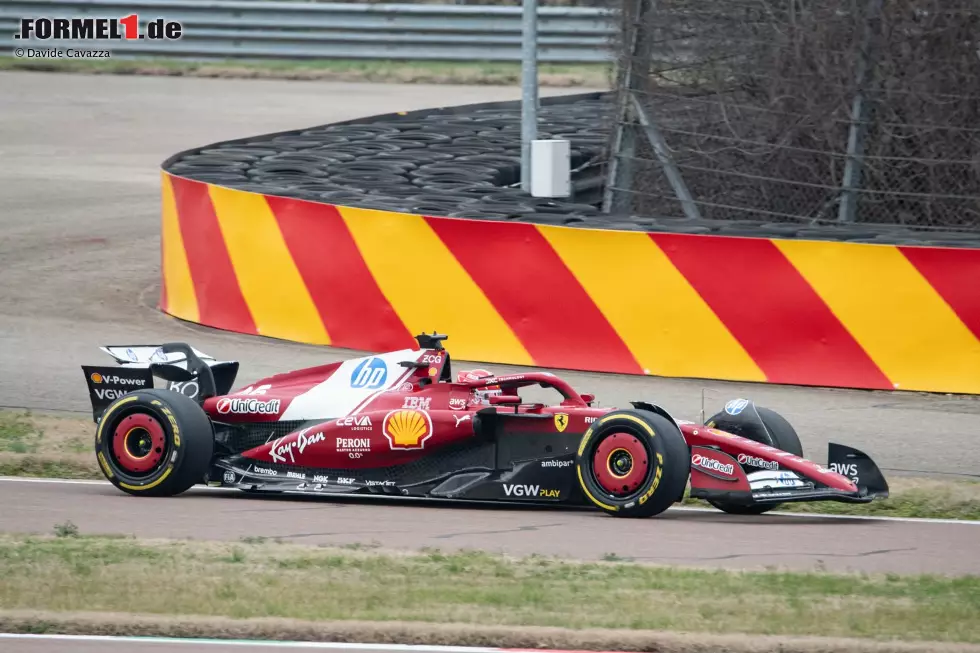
top-left (382, 409), bottom-right (433, 450)
top-left (90, 373), bottom-right (103, 384)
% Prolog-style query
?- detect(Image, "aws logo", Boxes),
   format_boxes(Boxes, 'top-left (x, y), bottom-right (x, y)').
top-left (382, 409), bottom-right (432, 450)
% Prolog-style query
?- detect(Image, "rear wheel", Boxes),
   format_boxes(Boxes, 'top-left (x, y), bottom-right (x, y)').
top-left (94, 389), bottom-right (214, 497)
top-left (706, 406), bottom-right (802, 515)
top-left (575, 409), bottom-right (689, 518)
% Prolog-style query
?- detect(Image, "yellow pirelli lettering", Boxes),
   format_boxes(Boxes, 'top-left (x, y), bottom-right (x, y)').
top-left (577, 467), bottom-right (618, 511)
top-left (119, 465), bottom-right (173, 492)
top-left (97, 451), bottom-right (113, 479)
top-left (95, 396), bottom-right (139, 443)
top-left (578, 428), bottom-right (594, 457)
top-left (598, 413), bottom-right (655, 437)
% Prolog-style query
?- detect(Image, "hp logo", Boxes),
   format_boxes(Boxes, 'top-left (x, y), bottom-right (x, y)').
top-left (350, 357), bottom-right (387, 389)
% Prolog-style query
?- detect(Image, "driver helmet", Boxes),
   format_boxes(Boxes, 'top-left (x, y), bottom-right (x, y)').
top-left (457, 368), bottom-right (501, 403)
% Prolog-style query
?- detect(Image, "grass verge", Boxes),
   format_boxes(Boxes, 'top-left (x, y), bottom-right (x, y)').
top-left (0, 533), bottom-right (979, 648)
top-left (2, 408), bottom-right (978, 520)
top-left (0, 56), bottom-right (612, 87)
top-left (0, 410), bottom-right (99, 480)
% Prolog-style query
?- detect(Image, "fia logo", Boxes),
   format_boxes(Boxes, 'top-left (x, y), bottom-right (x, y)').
top-left (350, 357), bottom-right (387, 389)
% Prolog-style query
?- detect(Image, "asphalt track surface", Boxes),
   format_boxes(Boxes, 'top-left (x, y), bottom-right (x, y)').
top-left (1, 72), bottom-right (979, 577)
top-left (3, 476), bottom-right (979, 575)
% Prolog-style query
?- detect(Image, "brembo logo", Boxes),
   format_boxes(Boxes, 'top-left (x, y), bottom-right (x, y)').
top-left (691, 453), bottom-right (735, 476)
top-left (216, 397), bottom-right (281, 415)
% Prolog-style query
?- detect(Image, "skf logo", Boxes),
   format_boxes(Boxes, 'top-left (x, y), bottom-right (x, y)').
top-left (14, 15), bottom-right (183, 41)
top-left (382, 409), bottom-right (432, 450)
top-left (553, 413), bottom-right (569, 432)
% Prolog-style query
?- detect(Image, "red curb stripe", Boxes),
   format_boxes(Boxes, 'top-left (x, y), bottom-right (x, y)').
top-left (169, 176), bottom-right (257, 335)
top-left (900, 245), bottom-right (980, 342)
top-left (266, 196), bottom-right (416, 352)
top-left (427, 217), bottom-right (642, 373)
top-left (650, 233), bottom-right (892, 389)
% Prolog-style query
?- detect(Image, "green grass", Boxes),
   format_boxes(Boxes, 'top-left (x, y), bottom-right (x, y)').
top-left (0, 55), bottom-right (612, 87)
top-left (0, 410), bottom-right (100, 480)
top-left (0, 534), bottom-right (977, 643)
top-left (680, 476), bottom-right (980, 521)
top-left (0, 411), bottom-right (42, 454)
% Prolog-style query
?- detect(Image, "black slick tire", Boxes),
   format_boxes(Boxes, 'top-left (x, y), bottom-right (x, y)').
top-left (94, 389), bottom-right (214, 497)
top-left (575, 409), bottom-right (690, 518)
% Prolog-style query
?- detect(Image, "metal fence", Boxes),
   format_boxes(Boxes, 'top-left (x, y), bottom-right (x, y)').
top-left (603, 0), bottom-right (980, 233)
top-left (0, 0), bottom-right (616, 63)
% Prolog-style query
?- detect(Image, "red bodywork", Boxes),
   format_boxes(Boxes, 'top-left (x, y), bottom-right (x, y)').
top-left (200, 348), bottom-right (858, 493)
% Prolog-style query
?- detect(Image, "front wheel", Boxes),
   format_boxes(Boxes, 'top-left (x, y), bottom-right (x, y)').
top-left (575, 409), bottom-right (690, 518)
top-left (706, 406), bottom-right (803, 515)
top-left (94, 389), bottom-right (214, 497)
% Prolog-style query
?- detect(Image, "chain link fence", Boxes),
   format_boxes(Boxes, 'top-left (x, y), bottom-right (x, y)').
top-left (603, 0), bottom-right (980, 232)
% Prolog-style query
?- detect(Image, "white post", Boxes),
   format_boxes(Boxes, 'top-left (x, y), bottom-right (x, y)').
top-left (520, 0), bottom-right (539, 192)
top-left (531, 139), bottom-right (571, 198)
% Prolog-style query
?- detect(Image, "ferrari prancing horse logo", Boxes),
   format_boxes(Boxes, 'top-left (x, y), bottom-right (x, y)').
top-left (554, 413), bottom-right (569, 432)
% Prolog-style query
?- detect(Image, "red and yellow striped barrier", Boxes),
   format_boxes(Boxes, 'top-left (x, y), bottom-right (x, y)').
top-left (160, 172), bottom-right (980, 395)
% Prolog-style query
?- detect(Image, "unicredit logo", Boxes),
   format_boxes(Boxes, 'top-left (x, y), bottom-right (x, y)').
top-left (216, 397), bottom-right (281, 415)
top-left (737, 453), bottom-right (779, 470)
top-left (691, 453), bottom-right (735, 476)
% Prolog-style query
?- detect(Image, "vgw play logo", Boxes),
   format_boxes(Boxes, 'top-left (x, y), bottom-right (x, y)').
top-left (350, 357), bottom-right (387, 389)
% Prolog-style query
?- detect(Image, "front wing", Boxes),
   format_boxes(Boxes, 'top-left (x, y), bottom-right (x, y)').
top-left (689, 442), bottom-right (890, 507)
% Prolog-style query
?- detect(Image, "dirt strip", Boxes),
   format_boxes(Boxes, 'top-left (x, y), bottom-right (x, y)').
top-left (2, 611), bottom-right (979, 653)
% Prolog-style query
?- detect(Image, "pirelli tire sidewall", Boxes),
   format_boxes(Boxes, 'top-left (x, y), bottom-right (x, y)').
top-left (575, 409), bottom-right (690, 518)
top-left (94, 389), bottom-right (214, 497)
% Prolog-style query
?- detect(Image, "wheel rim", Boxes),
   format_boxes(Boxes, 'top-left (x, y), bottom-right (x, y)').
top-left (111, 413), bottom-right (167, 475)
top-left (592, 432), bottom-right (649, 496)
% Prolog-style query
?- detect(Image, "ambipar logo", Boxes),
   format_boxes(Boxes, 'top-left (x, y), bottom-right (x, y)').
top-left (541, 459), bottom-right (573, 469)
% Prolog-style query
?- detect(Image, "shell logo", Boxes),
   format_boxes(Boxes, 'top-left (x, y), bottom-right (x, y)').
top-left (382, 409), bottom-right (433, 450)
top-left (90, 373), bottom-right (103, 384)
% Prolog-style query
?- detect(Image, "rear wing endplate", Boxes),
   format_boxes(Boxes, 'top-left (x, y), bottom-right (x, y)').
top-left (81, 343), bottom-right (239, 422)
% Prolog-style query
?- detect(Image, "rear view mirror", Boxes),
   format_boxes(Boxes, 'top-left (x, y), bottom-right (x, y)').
top-left (581, 393), bottom-right (596, 404)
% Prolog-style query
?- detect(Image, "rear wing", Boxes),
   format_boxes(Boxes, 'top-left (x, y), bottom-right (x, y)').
top-left (81, 343), bottom-right (240, 422)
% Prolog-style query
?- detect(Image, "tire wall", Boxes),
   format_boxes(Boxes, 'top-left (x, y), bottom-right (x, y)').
top-left (160, 169), bottom-right (980, 395)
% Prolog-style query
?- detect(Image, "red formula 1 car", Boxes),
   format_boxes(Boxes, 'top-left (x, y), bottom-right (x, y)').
top-left (81, 334), bottom-right (889, 518)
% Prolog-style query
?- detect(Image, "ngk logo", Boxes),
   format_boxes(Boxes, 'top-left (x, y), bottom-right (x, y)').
top-left (14, 15), bottom-right (183, 41)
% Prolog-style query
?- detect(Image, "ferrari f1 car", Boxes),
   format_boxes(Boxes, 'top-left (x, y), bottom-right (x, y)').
top-left (81, 334), bottom-right (889, 518)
